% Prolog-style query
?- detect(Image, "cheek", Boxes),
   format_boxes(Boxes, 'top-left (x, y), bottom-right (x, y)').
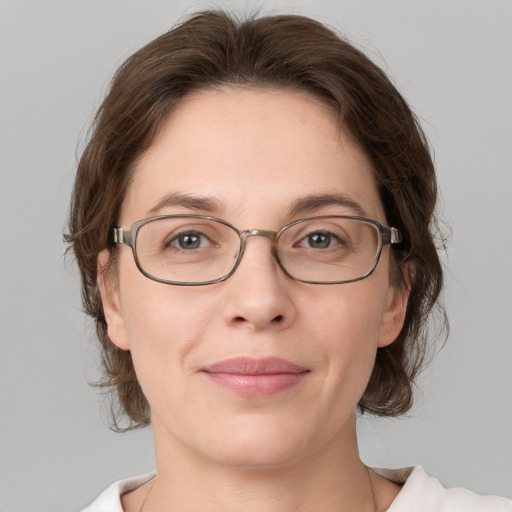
top-left (305, 283), bottom-right (386, 388)
top-left (307, 281), bottom-right (385, 348)
top-left (118, 271), bottom-right (218, 402)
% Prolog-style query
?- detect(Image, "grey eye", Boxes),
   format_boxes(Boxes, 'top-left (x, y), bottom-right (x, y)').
top-left (306, 232), bottom-right (332, 248)
top-left (169, 231), bottom-right (209, 250)
top-left (299, 231), bottom-right (340, 249)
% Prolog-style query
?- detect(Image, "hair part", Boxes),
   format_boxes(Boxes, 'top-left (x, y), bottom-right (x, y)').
top-left (66, 9), bottom-right (447, 430)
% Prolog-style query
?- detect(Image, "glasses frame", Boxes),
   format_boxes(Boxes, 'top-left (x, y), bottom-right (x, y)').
top-left (112, 214), bottom-right (402, 286)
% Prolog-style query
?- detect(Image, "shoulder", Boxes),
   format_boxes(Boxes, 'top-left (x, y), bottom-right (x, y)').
top-left (377, 466), bottom-right (512, 512)
top-left (80, 473), bottom-right (155, 512)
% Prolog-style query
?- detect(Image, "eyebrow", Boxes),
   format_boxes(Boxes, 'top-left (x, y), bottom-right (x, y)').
top-left (148, 192), bottom-right (366, 219)
top-left (287, 193), bottom-right (366, 218)
top-left (148, 192), bottom-right (224, 215)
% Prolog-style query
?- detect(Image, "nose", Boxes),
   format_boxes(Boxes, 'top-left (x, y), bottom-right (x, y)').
top-left (221, 234), bottom-right (297, 331)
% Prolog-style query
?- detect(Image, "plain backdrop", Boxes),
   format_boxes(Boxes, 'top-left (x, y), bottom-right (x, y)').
top-left (0, 0), bottom-right (511, 510)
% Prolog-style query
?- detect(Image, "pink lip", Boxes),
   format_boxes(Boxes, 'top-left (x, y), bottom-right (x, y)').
top-left (200, 357), bottom-right (309, 397)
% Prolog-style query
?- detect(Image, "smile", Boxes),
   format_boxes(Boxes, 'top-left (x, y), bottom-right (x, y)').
top-left (200, 357), bottom-right (310, 397)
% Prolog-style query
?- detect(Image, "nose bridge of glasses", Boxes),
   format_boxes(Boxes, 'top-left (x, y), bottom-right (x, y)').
top-left (239, 228), bottom-right (278, 244)
top-left (236, 229), bottom-right (280, 265)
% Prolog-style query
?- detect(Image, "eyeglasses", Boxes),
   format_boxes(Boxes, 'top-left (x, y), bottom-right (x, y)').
top-left (112, 215), bottom-right (402, 286)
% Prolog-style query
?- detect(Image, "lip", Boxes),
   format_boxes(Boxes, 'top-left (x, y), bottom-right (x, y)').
top-left (200, 357), bottom-right (310, 397)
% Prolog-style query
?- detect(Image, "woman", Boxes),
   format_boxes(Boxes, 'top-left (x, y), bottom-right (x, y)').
top-left (68, 10), bottom-right (511, 512)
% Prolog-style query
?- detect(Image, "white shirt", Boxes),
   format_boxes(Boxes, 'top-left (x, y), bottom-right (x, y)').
top-left (81, 466), bottom-right (512, 511)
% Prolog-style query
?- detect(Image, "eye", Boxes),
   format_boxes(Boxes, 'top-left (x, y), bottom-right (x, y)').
top-left (168, 231), bottom-right (211, 250)
top-left (298, 231), bottom-right (341, 249)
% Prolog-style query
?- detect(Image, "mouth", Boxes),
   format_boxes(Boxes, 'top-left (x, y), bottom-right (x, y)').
top-left (200, 357), bottom-right (310, 397)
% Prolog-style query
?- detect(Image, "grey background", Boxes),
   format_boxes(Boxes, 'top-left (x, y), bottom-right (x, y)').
top-left (0, 0), bottom-right (511, 510)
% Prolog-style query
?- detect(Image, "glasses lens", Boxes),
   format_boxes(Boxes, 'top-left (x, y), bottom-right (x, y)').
top-left (277, 217), bottom-right (381, 283)
top-left (135, 217), bottom-right (240, 284)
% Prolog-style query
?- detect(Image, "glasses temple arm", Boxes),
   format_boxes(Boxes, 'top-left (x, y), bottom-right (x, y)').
top-left (382, 227), bottom-right (402, 245)
top-left (113, 227), bottom-right (133, 246)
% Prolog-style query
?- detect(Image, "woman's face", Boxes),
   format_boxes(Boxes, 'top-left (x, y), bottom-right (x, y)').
top-left (99, 88), bottom-right (407, 469)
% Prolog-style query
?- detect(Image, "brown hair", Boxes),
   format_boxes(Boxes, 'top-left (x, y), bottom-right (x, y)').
top-left (67, 10), bottom-right (446, 430)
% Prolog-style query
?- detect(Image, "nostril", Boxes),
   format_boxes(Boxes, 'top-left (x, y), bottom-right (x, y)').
top-left (273, 315), bottom-right (284, 323)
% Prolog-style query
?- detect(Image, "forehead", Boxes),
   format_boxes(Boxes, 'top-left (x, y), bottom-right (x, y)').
top-left (122, 88), bottom-right (384, 225)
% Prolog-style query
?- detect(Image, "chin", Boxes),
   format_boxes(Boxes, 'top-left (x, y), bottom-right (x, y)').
top-left (209, 441), bottom-right (304, 470)
top-left (194, 416), bottom-right (322, 470)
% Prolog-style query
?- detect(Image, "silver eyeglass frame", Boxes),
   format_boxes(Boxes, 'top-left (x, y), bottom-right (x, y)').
top-left (112, 214), bottom-right (402, 286)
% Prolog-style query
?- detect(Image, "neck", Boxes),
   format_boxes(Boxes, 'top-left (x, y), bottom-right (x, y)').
top-left (138, 415), bottom-right (379, 512)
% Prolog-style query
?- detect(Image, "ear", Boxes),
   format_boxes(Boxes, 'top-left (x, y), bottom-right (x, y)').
top-left (377, 267), bottom-right (412, 348)
top-left (97, 249), bottom-right (130, 350)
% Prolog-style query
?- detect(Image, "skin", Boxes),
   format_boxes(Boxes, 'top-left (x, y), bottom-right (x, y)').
top-left (98, 88), bottom-right (409, 512)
